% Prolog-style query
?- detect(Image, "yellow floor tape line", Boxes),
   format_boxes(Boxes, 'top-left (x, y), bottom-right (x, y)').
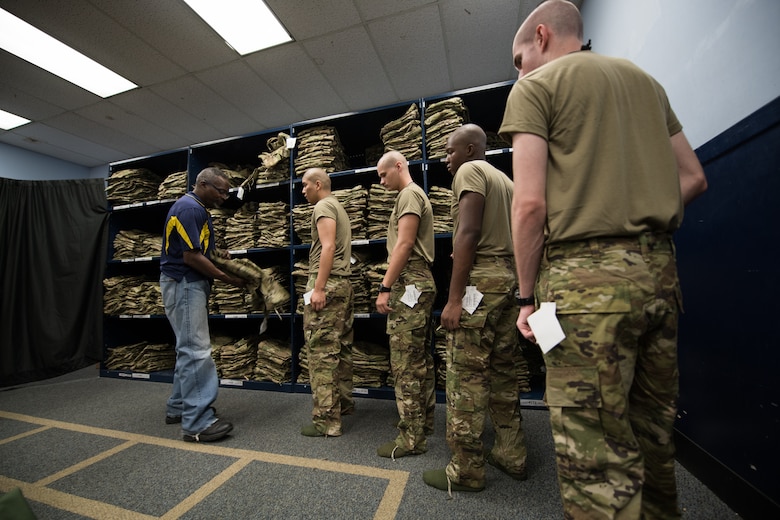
top-left (0, 410), bottom-right (409, 520)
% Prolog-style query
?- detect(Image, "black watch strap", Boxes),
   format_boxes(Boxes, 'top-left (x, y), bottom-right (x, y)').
top-left (514, 289), bottom-right (535, 307)
top-left (378, 283), bottom-right (392, 293)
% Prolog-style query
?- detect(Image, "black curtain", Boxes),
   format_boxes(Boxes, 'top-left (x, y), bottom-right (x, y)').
top-left (0, 177), bottom-right (108, 386)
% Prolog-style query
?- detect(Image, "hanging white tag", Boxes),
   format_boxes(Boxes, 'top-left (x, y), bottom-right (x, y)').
top-left (462, 286), bottom-right (483, 314)
top-left (400, 284), bottom-right (421, 308)
top-left (527, 302), bottom-right (566, 353)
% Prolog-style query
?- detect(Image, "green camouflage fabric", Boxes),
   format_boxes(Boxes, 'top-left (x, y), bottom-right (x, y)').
top-left (445, 257), bottom-right (527, 488)
top-left (303, 275), bottom-right (354, 436)
top-left (538, 234), bottom-right (681, 520)
top-left (385, 260), bottom-right (437, 452)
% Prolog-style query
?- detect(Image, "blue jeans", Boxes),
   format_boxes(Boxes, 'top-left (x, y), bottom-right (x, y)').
top-left (160, 273), bottom-right (219, 435)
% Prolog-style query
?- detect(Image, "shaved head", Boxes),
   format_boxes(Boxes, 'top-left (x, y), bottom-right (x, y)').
top-left (515, 0), bottom-right (582, 46)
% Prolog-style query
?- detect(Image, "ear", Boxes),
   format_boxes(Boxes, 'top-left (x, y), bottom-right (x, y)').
top-left (536, 24), bottom-right (550, 51)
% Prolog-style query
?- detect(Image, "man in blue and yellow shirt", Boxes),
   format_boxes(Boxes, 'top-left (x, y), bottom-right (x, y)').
top-left (160, 167), bottom-right (244, 443)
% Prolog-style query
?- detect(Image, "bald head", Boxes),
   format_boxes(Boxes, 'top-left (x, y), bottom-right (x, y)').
top-left (516, 0), bottom-right (582, 45)
top-left (303, 167), bottom-right (331, 190)
top-left (512, 0), bottom-right (583, 76)
top-left (449, 124), bottom-right (487, 155)
top-left (377, 150), bottom-right (411, 191)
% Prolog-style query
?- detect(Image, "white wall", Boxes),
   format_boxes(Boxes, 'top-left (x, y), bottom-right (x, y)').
top-left (581, 0), bottom-right (780, 148)
top-left (0, 142), bottom-right (99, 180)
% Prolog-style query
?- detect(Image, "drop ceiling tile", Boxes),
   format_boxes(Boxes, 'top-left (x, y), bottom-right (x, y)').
top-left (7, 122), bottom-right (132, 166)
top-left (244, 43), bottom-right (349, 121)
top-left (109, 89), bottom-right (219, 146)
top-left (150, 76), bottom-right (260, 139)
top-left (367, 5), bottom-right (451, 100)
top-left (355, 0), bottom-right (437, 21)
top-left (195, 61), bottom-right (302, 129)
top-left (302, 26), bottom-right (396, 111)
top-left (265, 0), bottom-right (362, 40)
top-left (440, 0), bottom-right (522, 88)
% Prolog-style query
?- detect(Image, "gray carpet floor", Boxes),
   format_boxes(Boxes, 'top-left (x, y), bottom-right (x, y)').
top-left (0, 365), bottom-right (739, 519)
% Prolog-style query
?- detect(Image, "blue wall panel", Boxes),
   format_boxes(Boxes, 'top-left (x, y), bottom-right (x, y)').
top-left (675, 96), bottom-right (780, 517)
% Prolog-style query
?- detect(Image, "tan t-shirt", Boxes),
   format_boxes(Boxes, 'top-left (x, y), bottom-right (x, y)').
top-left (451, 160), bottom-right (514, 257)
top-left (386, 182), bottom-right (435, 265)
top-left (309, 195), bottom-right (352, 276)
top-left (499, 51), bottom-right (684, 243)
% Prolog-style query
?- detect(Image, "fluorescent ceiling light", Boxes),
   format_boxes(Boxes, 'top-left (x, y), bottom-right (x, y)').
top-left (0, 8), bottom-right (137, 98)
top-left (182, 0), bottom-right (292, 55)
top-left (0, 109), bottom-right (31, 130)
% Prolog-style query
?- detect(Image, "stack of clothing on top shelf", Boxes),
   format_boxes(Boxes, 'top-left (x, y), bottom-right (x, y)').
top-left (428, 185), bottom-right (454, 235)
top-left (112, 229), bottom-right (163, 259)
top-left (293, 125), bottom-right (349, 177)
top-left (366, 184), bottom-right (397, 239)
top-left (103, 275), bottom-right (164, 316)
top-left (157, 170), bottom-right (188, 200)
top-left (106, 168), bottom-right (163, 205)
top-left (250, 132), bottom-right (291, 186)
top-left (424, 97), bottom-right (469, 159)
top-left (380, 103), bottom-right (423, 161)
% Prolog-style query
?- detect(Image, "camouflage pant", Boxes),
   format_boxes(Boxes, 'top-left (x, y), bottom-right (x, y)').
top-left (303, 275), bottom-right (354, 435)
top-left (445, 257), bottom-right (526, 488)
top-left (539, 234), bottom-right (681, 520)
top-left (386, 261), bottom-right (436, 452)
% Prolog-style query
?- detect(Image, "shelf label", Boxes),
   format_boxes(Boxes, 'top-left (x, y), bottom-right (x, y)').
top-left (354, 313), bottom-right (371, 319)
top-left (221, 379), bottom-right (244, 387)
top-left (520, 398), bottom-right (547, 408)
top-left (119, 315), bottom-right (133, 319)
top-left (352, 239), bottom-right (369, 246)
top-left (230, 249), bottom-right (248, 255)
top-left (353, 387), bottom-right (369, 395)
top-left (113, 204), bottom-right (131, 210)
top-left (120, 258), bottom-right (135, 263)
top-left (136, 256), bottom-right (153, 262)
top-left (131, 373), bottom-right (151, 379)
top-left (146, 200), bottom-right (160, 206)
top-left (354, 166), bottom-right (377, 173)
top-left (133, 314), bottom-right (152, 319)
top-left (129, 202), bottom-right (144, 208)
top-left (225, 314), bottom-right (248, 319)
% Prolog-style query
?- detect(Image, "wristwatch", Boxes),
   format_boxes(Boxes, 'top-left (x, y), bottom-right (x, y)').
top-left (514, 289), bottom-right (535, 307)
top-left (378, 283), bottom-right (392, 293)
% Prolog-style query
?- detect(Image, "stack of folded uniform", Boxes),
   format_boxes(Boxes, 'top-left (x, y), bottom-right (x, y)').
top-left (251, 132), bottom-right (291, 185)
top-left (254, 337), bottom-right (292, 384)
top-left (292, 203), bottom-right (314, 244)
top-left (103, 276), bottom-right (163, 316)
top-left (352, 340), bottom-right (390, 387)
top-left (224, 203), bottom-right (259, 250)
top-left (209, 207), bottom-right (238, 250)
top-left (293, 125), bottom-right (349, 177)
top-left (104, 341), bottom-right (175, 372)
top-left (254, 201), bottom-right (290, 248)
top-left (380, 103), bottom-right (423, 160)
top-left (486, 131), bottom-right (510, 151)
top-left (112, 229), bottom-right (162, 259)
top-left (333, 185), bottom-right (368, 240)
top-left (292, 260), bottom-right (309, 315)
top-left (106, 168), bottom-right (163, 204)
top-left (215, 336), bottom-right (258, 380)
top-left (349, 250), bottom-right (373, 314)
top-left (366, 184), bottom-right (397, 239)
top-left (428, 185), bottom-right (454, 234)
top-left (424, 97), bottom-right (469, 159)
top-left (209, 280), bottom-right (249, 314)
top-left (157, 170), bottom-right (188, 200)
top-left (363, 260), bottom-right (389, 304)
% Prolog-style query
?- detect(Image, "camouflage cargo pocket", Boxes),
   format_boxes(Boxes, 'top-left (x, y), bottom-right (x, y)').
top-left (386, 307), bottom-right (427, 334)
top-left (545, 366), bottom-right (602, 408)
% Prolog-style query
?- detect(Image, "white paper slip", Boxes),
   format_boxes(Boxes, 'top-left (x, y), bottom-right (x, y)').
top-left (462, 286), bottom-right (483, 314)
top-left (527, 302), bottom-right (566, 353)
top-left (303, 289), bottom-right (313, 306)
top-left (400, 284), bottom-right (421, 308)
